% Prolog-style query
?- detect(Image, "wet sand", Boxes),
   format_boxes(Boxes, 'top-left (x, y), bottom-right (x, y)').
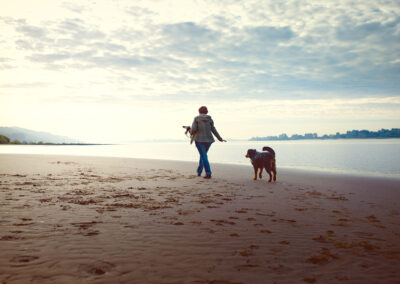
top-left (0, 154), bottom-right (399, 283)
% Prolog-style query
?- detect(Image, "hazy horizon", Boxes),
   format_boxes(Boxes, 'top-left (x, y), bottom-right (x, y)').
top-left (1, 0), bottom-right (399, 143)
top-left (1, 125), bottom-right (400, 144)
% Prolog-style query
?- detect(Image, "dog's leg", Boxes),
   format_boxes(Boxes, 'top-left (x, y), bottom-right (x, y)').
top-left (258, 168), bottom-right (262, 179)
top-left (272, 159), bottom-right (277, 182)
top-left (267, 170), bottom-right (272, 182)
top-left (253, 167), bottom-right (258, 180)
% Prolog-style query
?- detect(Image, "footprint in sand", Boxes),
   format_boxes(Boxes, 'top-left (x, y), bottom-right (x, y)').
top-left (13, 222), bottom-right (35, 226)
top-left (307, 248), bottom-right (339, 266)
top-left (81, 230), bottom-right (100, 236)
top-left (333, 240), bottom-right (380, 251)
top-left (312, 235), bottom-right (330, 243)
top-left (256, 211), bottom-right (275, 217)
top-left (306, 255), bottom-right (329, 265)
top-left (238, 245), bottom-right (259, 257)
top-left (306, 190), bottom-right (323, 197)
top-left (272, 219), bottom-right (297, 224)
top-left (204, 280), bottom-right (243, 284)
top-left (326, 195), bottom-right (348, 201)
top-left (1, 235), bottom-right (24, 240)
top-left (10, 255), bottom-right (39, 263)
top-left (335, 276), bottom-right (349, 281)
top-left (21, 218), bottom-right (32, 221)
top-left (79, 261), bottom-right (116, 275)
top-left (365, 215), bottom-right (380, 223)
top-left (210, 219), bottom-right (236, 226)
top-left (353, 231), bottom-right (374, 238)
top-left (235, 263), bottom-right (260, 271)
top-left (295, 208), bottom-right (308, 212)
top-left (303, 277), bottom-right (317, 283)
top-left (200, 227), bottom-right (216, 234)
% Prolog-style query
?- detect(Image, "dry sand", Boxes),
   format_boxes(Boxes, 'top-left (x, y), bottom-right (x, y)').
top-left (0, 153), bottom-right (399, 283)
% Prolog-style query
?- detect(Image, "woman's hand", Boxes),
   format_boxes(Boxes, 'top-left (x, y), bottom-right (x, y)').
top-left (222, 139), bottom-right (227, 142)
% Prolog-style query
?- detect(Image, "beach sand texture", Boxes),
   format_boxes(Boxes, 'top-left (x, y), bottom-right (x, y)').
top-left (0, 154), bottom-right (399, 283)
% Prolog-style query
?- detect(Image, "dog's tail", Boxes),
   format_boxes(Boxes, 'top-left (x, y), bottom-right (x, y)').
top-left (262, 146), bottom-right (275, 157)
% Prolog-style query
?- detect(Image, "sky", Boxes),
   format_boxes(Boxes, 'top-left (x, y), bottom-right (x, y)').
top-left (0, 0), bottom-right (399, 143)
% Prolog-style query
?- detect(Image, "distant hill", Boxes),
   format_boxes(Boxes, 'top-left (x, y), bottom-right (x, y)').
top-left (0, 127), bottom-right (81, 144)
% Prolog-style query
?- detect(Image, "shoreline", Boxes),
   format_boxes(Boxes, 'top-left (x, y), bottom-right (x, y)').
top-left (1, 151), bottom-right (400, 181)
top-left (1, 154), bottom-right (399, 283)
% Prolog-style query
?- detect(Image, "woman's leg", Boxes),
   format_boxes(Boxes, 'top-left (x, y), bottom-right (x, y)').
top-left (195, 142), bottom-right (204, 175)
top-left (201, 142), bottom-right (212, 175)
top-left (195, 142), bottom-right (212, 176)
top-left (197, 157), bottom-right (204, 175)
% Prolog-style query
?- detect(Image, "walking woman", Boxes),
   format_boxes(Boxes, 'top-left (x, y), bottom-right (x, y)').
top-left (191, 106), bottom-right (226, 179)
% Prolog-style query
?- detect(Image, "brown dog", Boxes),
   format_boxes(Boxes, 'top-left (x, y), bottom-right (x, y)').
top-left (245, 147), bottom-right (277, 182)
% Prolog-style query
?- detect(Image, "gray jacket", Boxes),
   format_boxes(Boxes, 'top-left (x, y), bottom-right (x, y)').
top-left (191, 114), bottom-right (223, 143)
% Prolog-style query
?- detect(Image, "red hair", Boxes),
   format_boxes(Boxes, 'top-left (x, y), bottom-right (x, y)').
top-left (198, 106), bottom-right (208, 114)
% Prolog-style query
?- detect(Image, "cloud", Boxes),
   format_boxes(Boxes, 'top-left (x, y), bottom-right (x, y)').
top-left (16, 24), bottom-right (48, 38)
top-left (246, 26), bottom-right (295, 42)
top-left (125, 5), bottom-right (157, 19)
top-left (0, 82), bottom-right (51, 88)
top-left (0, 57), bottom-right (15, 69)
top-left (210, 96), bottom-right (400, 123)
top-left (87, 55), bottom-right (160, 68)
top-left (1, 0), bottom-right (399, 104)
top-left (159, 22), bottom-right (219, 58)
top-left (61, 2), bottom-right (88, 14)
top-left (29, 53), bottom-right (72, 62)
top-left (56, 18), bottom-right (105, 40)
top-left (335, 17), bottom-right (400, 43)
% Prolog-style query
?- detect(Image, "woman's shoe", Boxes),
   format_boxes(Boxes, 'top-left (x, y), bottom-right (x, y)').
top-left (204, 174), bottom-right (211, 179)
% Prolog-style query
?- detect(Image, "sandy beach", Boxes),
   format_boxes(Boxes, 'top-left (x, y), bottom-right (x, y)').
top-left (0, 153), bottom-right (399, 283)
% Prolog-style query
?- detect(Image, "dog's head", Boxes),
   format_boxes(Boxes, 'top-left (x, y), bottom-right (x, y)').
top-left (245, 149), bottom-right (257, 158)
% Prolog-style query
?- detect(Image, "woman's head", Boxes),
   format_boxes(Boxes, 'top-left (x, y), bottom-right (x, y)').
top-left (198, 106), bottom-right (208, 114)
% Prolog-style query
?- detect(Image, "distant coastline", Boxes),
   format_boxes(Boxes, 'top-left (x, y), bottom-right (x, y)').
top-left (0, 133), bottom-right (107, 145)
top-left (250, 128), bottom-right (400, 141)
top-left (0, 143), bottom-right (112, 146)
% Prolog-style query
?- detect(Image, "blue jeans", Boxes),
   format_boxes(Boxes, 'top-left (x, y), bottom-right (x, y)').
top-left (195, 141), bottom-right (212, 175)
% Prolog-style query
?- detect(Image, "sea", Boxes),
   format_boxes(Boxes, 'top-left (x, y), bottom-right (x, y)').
top-left (1, 139), bottom-right (399, 179)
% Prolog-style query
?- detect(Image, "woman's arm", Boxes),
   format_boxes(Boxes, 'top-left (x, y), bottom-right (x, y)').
top-left (191, 117), bottom-right (198, 134)
top-left (210, 119), bottom-right (226, 142)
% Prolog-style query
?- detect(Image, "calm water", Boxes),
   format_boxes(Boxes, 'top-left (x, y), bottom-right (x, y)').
top-left (1, 139), bottom-right (399, 178)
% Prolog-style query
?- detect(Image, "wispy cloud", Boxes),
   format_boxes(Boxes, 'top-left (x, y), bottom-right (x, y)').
top-left (0, 82), bottom-right (51, 88)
